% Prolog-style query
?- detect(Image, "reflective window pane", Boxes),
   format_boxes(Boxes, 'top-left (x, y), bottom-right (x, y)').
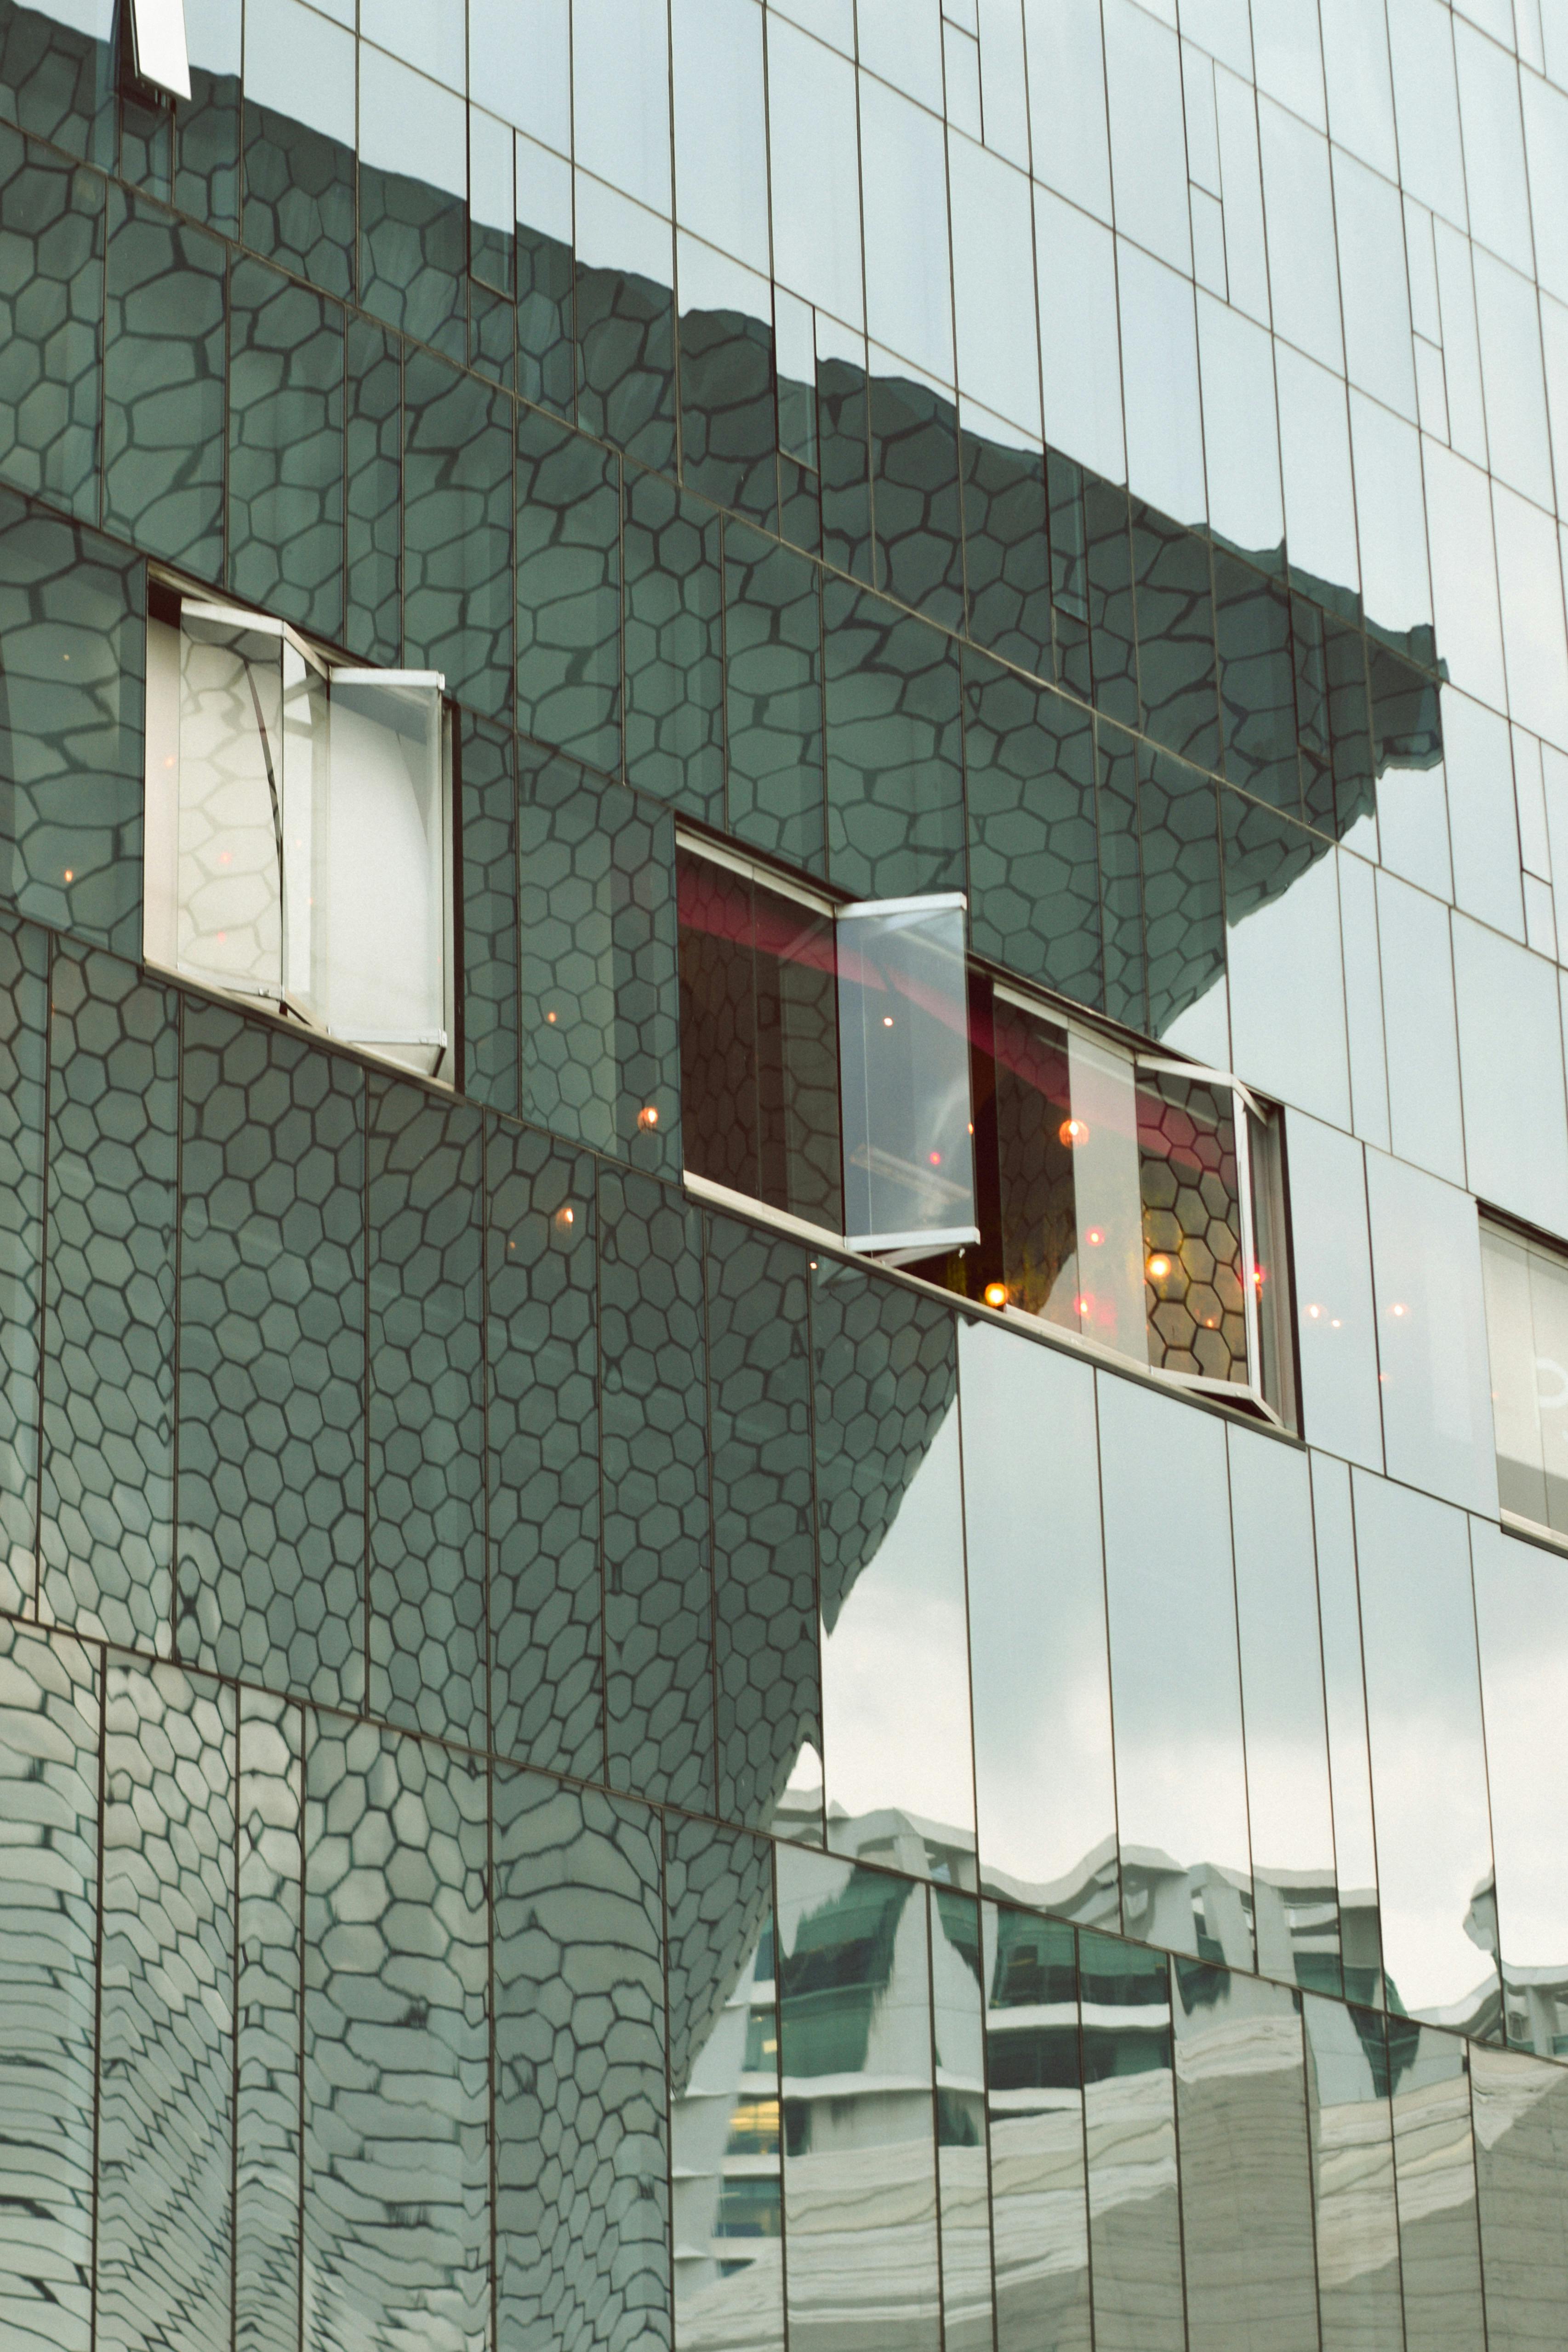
top-left (1137, 1063), bottom-right (1246, 1388)
top-left (1304, 1996), bottom-right (1404, 2347)
top-left (983, 1904), bottom-right (1091, 2350)
top-left (838, 897), bottom-right (976, 1254)
top-left (814, 1264), bottom-right (973, 1885)
top-left (1081, 1930), bottom-right (1183, 2352)
top-left (962, 1320), bottom-right (1118, 1927)
top-left (1391, 2022), bottom-right (1486, 2344)
top-left (1173, 1963), bottom-right (1317, 2348)
top-left (1099, 1376), bottom-right (1253, 1968)
top-left (777, 1843), bottom-right (942, 2351)
top-left (666, 1819), bottom-right (783, 2352)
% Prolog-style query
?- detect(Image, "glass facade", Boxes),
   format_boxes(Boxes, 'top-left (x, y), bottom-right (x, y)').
top-left (3, 0), bottom-right (1568, 2345)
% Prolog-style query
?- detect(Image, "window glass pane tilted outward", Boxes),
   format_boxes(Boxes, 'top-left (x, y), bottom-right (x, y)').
top-left (971, 980), bottom-right (1289, 1417)
top-left (130, 0), bottom-right (191, 97)
top-left (1481, 1216), bottom-right (1568, 1546)
top-left (838, 897), bottom-right (978, 1257)
top-left (143, 584), bottom-right (455, 1081)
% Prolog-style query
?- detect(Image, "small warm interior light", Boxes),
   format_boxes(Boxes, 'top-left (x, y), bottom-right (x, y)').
top-left (1391, 1302), bottom-right (1407, 1317)
top-left (984, 1281), bottom-right (1008, 1310)
top-left (546, 1009), bottom-right (558, 1024)
top-left (1330, 1318), bottom-right (1341, 1329)
top-left (1084, 1226), bottom-right (1105, 1247)
top-left (554, 1205), bottom-right (576, 1229)
top-left (638, 1105), bottom-right (659, 1129)
top-left (928, 1150), bottom-right (942, 1166)
top-left (1204, 1317), bottom-right (1217, 1328)
top-left (1308, 1304), bottom-right (1321, 1319)
top-left (1059, 1116), bottom-right (1089, 1147)
top-left (882, 1014), bottom-right (895, 1027)
top-left (1074, 1293), bottom-right (1092, 1316)
top-left (1146, 1253), bottom-right (1172, 1281)
top-left (63, 869), bottom-right (73, 883)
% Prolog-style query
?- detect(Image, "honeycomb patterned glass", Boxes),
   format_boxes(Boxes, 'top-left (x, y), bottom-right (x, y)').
top-left (97, 1655), bottom-right (235, 2351)
top-left (40, 945), bottom-right (177, 1651)
top-left (302, 1714), bottom-right (490, 2347)
top-left (0, 124), bottom-right (102, 520)
top-left (492, 1765), bottom-right (670, 2352)
top-left (0, 1620), bottom-right (98, 2352)
top-left (0, 912), bottom-right (45, 1616)
top-left (1135, 1065), bottom-right (1248, 1388)
top-left (177, 998), bottom-right (366, 1706)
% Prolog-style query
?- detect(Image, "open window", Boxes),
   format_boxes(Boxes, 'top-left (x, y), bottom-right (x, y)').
top-left (676, 839), bottom-right (978, 1264)
top-left (677, 834), bottom-right (1293, 1424)
top-left (967, 978), bottom-right (1294, 1420)
top-left (143, 582), bottom-right (455, 1080)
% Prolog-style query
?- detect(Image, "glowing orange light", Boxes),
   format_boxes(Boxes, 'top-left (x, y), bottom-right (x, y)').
top-left (984, 1281), bottom-right (1008, 1310)
top-left (554, 1205), bottom-right (576, 1230)
top-left (1074, 1294), bottom-right (1093, 1316)
top-left (1146, 1253), bottom-right (1172, 1281)
top-left (546, 1009), bottom-right (558, 1024)
top-left (882, 1014), bottom-right (895, 1027)
top-left (1391, 1303), bottom-right (1407, 1318)
top-left (63, 868), bottom-right (73, 883)
top-left (1253, 1263), bottom-right (1267, 1291)
top-left (1084, 1226), bottom-right (1105, 1247)
top-left (638, 1105), bottom-right (660, 1129)
top-left (1059, 1116), bottom-right (1089, 1147)
top-left (928, 1150), bottom-right (942, 1167)
top-left (1308, 1304), bottom-right (1321, 1320)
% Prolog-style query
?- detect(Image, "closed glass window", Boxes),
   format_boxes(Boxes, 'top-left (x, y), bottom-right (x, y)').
top-left (1480, 1214), bottom-right (1568, 1545)
top-left (143, 579), bottom-right (455, 1079)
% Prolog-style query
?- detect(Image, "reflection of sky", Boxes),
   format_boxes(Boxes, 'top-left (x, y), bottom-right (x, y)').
top-left (1354, 1475), bottom-right (1498, 2018)
top-left (821, 1410), bottom-right (974, 1838)
top-left (959, 1323), bottom-right (1116, 1899)
top-left (1098, 1378), bottom-right (1252, 1884)
top-left (1473, 1522), bottom-right (1568, 1975)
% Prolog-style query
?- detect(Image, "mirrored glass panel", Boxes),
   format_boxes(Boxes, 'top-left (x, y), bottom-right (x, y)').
top-left (838, 896), bottom-right (977, 1254)
top-left (1080, 1929), bottom-right (1184, 2352)
top-left (777, 1844), bottom-right (942, 2352)
top-left (1352, 1470), bottom-right (1500, 2035)
top-left (1304, 1996), bottom-right (1404, 2348)
top-left (1230, 1426), bottom-right (1340, 1994)
top-left (931, 1891), bottom-right (993, 2352)
top-left (817, 1294), bottom-right (975, 1883)
top-left (1480, 1215), bottom-right (1568, 1544)
top-left (1173, 1963), bottom-right (1318, 2349)
top-left (1390, 2022), bottom-right (1486, 2346)
top-left (1098, 1375), bottom-right (1253, 1969)
top-left (982, 1905), bottom-right (1092, 2350)
top-left (1471, 1520), bottom-right (1568, 2058)
top-left (666, 1820), bottom-right (784, 2352)
top-left (961, 1319), bottom-right (1118, 1927)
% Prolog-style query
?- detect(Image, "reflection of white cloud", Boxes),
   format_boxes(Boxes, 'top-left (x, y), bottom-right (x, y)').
top-left (821, 1414), bottom-right (974, 1835)
top-left (1474, 1526), bottom-right (1568, 1973)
